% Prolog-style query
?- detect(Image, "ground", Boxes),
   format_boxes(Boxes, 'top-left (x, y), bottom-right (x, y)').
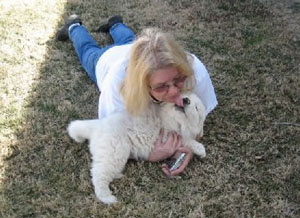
top-left (0, 0), bottom-right (299, 217)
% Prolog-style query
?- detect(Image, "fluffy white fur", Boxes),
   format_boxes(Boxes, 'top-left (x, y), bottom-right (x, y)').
top-left (67, 92), bottom-right (206, 204)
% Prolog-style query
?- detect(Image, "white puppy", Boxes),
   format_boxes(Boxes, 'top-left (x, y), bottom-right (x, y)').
top-left (67, 92), bottom-right (206, 204)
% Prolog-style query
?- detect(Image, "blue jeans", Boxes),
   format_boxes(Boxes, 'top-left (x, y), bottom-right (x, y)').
top-left (69, 23), bottom-right (136, 83)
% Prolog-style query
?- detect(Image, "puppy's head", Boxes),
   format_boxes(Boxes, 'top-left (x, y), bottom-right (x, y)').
top-left (160, 92), bottom-right (206, 137)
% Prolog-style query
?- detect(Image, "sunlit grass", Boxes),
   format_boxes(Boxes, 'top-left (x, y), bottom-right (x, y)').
top-left (0, 0), bottom-right (66, 133)
top-left (0, 0), bottom-right (66, 207)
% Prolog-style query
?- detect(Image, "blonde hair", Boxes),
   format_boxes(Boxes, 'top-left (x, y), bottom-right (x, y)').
top-left (120, 27), bottom-right (195, 116)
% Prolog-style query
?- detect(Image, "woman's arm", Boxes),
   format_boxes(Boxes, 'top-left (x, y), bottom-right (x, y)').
top-left (191, 54), bottom-right (218, 116)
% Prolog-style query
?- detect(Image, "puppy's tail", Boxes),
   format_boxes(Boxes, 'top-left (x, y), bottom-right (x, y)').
top-left (67, 119), bottom-right (99, 143)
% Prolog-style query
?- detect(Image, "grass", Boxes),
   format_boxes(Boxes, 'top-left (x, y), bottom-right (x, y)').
top-left (1, 0), bottom-right (299, 217)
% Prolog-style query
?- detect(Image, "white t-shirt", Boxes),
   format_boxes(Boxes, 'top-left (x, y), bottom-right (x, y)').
top-left (95, 44), bottom-right (218, 119)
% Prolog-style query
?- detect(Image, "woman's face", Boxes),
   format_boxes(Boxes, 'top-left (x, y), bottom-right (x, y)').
top-left (148, 66), bottom-right (186, 106)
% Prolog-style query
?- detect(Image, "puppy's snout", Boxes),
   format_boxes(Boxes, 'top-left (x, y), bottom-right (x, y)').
top-left (183, 97), bottom-right (190, 106)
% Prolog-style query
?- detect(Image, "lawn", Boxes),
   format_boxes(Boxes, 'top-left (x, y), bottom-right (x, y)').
top-left (1, 0), bottom-right (299, 217)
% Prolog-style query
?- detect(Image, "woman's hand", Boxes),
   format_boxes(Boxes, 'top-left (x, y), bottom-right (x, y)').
top-left (148, 129), bottom-right (182, 162)
top-left (161, 147), bottom-right (194, 177)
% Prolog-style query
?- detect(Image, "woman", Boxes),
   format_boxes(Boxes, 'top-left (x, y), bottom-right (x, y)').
top-left (57, 15), bottom-right (218, 177)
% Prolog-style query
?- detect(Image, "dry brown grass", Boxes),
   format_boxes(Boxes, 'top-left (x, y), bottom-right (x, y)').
top-left (1, 0), bottom-right (299, 217)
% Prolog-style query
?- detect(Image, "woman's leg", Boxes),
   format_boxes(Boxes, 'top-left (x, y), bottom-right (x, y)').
top-left (69, 25), bottom-right (109, 83)
top-left (68, 21), bottom-right (135, 83)
top-left (109, 23), bottom-right (136, 45)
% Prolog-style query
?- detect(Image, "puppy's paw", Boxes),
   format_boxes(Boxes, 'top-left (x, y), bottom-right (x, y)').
top-left (195, 143), bottom-right (206, 158)
top-left (99, 195), bottom-right (118, 205)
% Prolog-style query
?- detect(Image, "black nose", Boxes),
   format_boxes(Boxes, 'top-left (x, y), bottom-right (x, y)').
top-left (183, 97), bottom-right (190, 105)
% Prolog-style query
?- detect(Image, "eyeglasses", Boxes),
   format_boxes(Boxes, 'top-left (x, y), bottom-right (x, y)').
top-left (149, 76), bottom-right (187, 93)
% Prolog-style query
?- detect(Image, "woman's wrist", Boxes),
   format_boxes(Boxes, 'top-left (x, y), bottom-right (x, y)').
top-left (148, 153), bottom-right (157, 162)
top-left (148, 150), bottom-right (163, 162)
top-left (148, 149), bottom-right (171, 162)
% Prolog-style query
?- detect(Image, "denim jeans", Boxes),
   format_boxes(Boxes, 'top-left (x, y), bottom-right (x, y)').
top-left (69, 23), bottom-right (136, 83)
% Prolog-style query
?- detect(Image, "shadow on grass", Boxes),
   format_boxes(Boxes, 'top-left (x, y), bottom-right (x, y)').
top-left (2, 0), bottom-right (300, 217)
